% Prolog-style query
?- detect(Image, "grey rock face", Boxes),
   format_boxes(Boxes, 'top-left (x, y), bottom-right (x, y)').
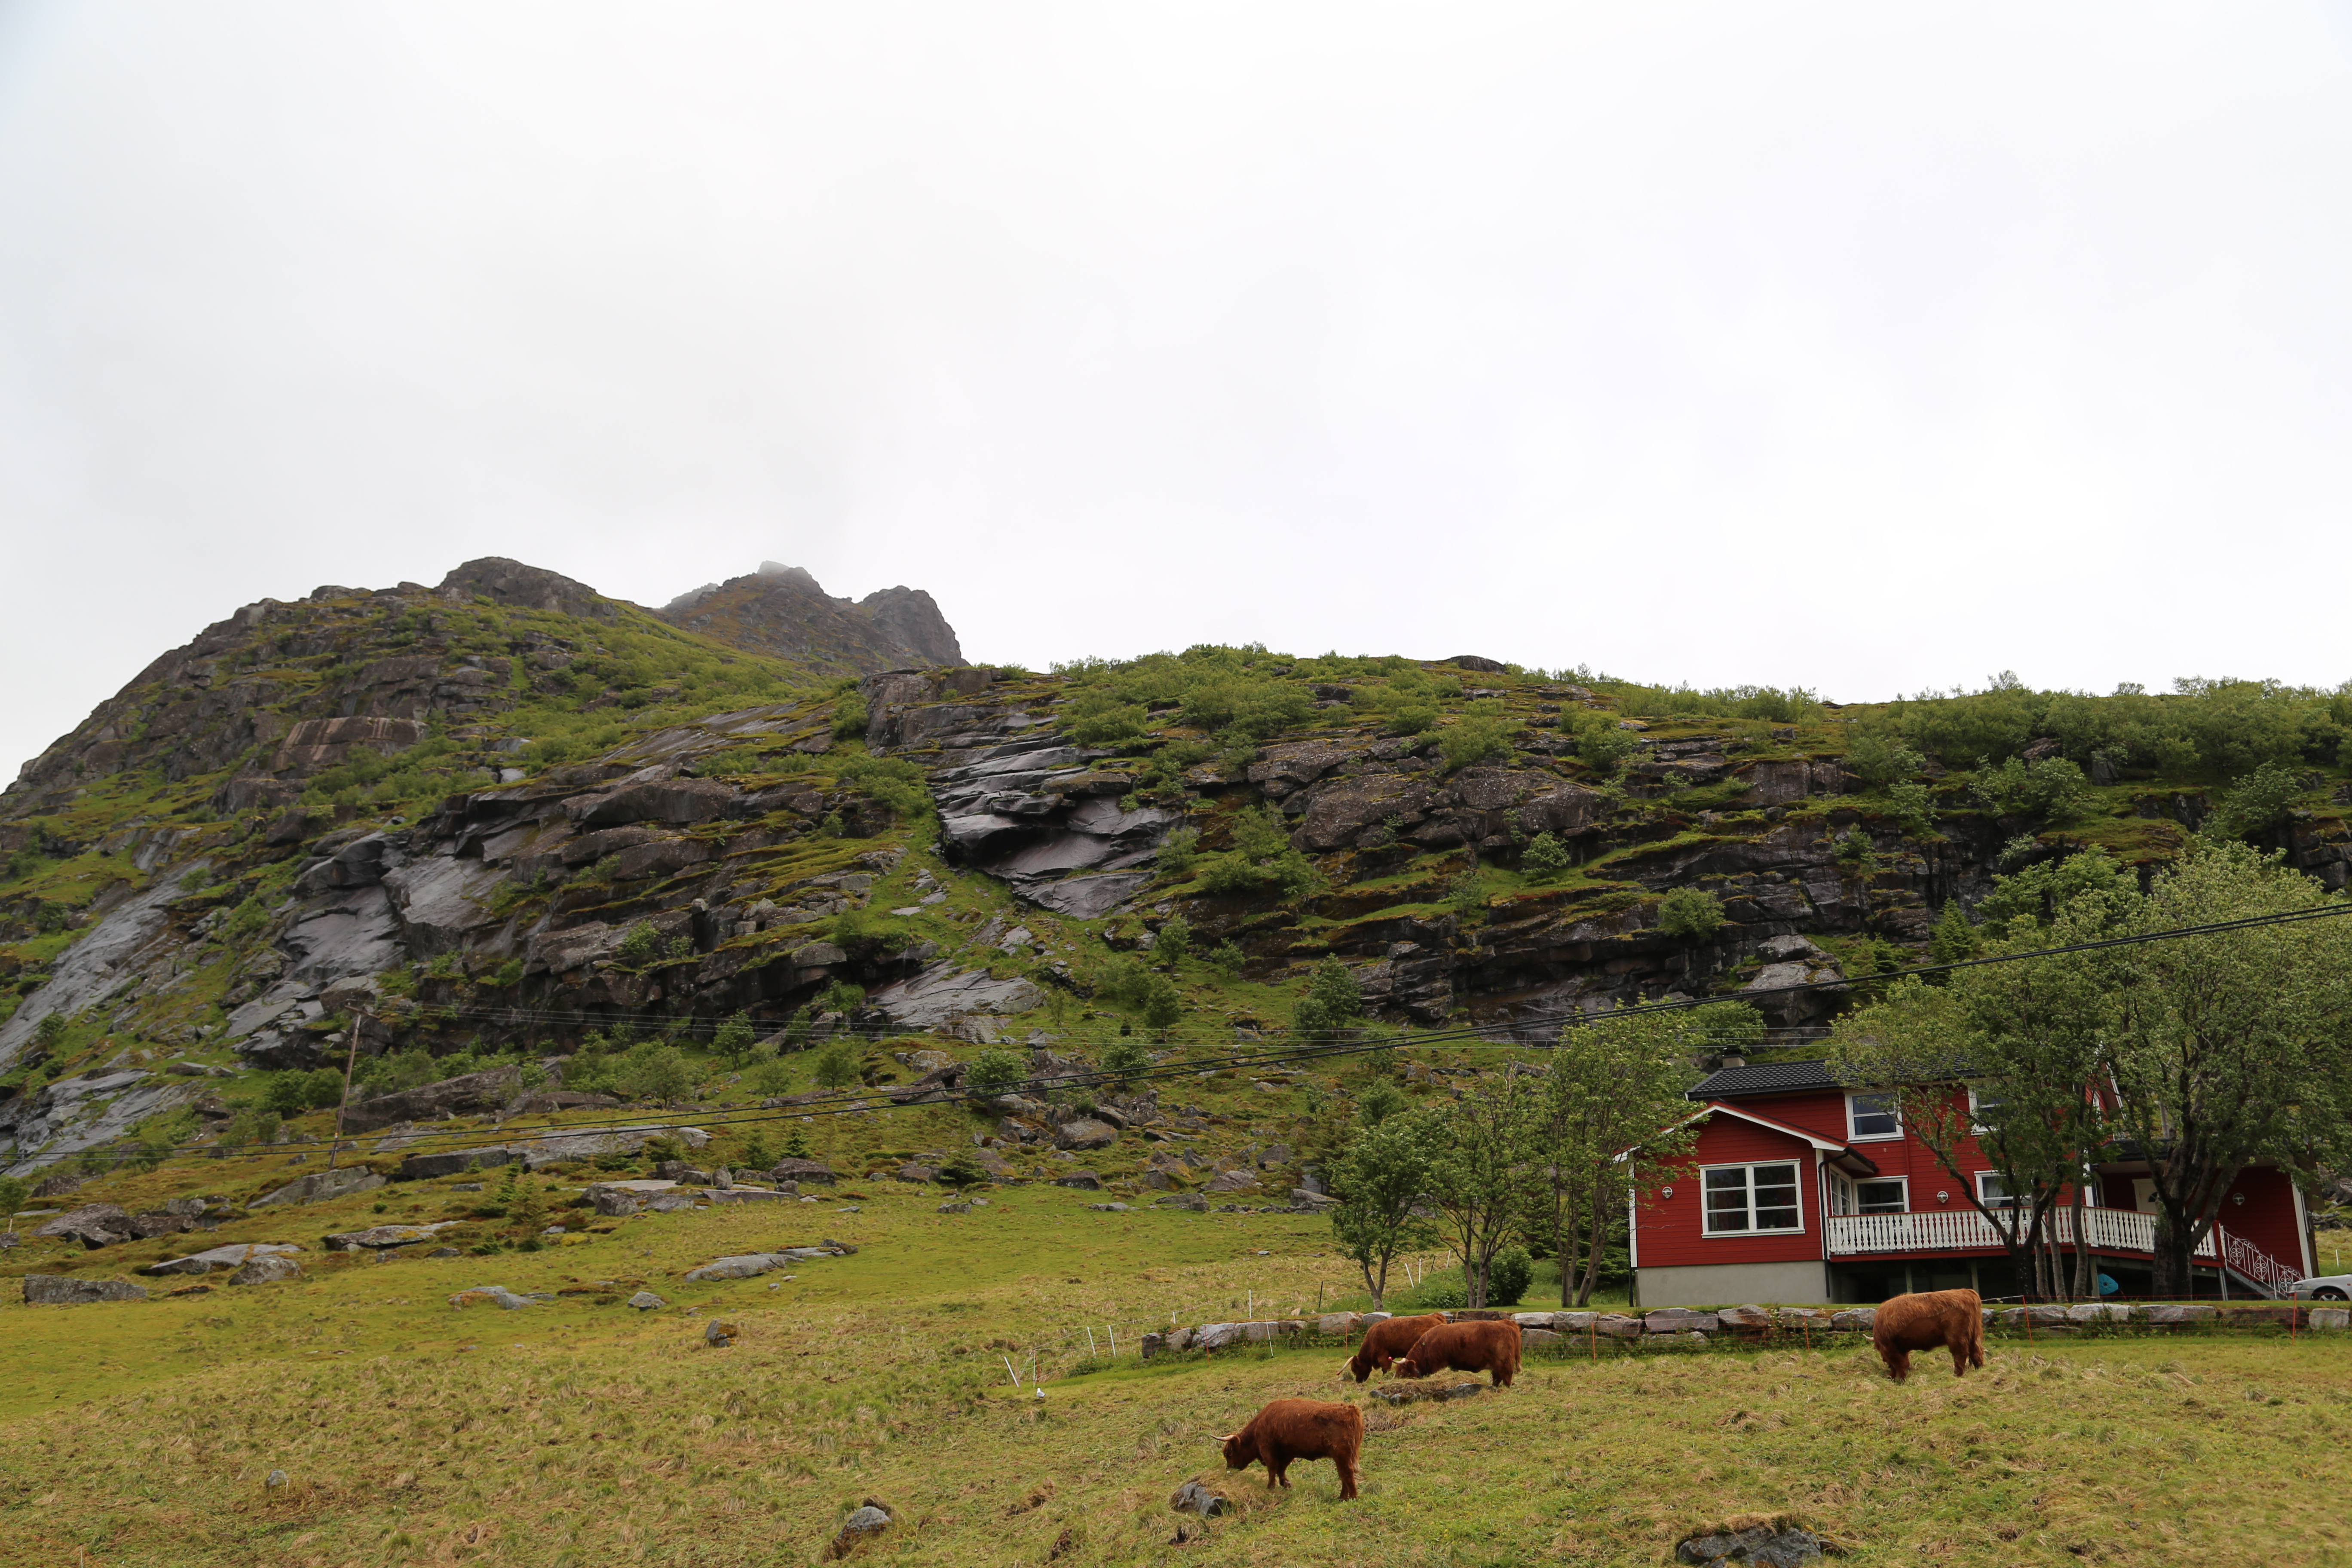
top-left (683, 1253), bottom-right (800, 1282)
top-left (147, 1242), bottom-right (302, 1275)
top-left (230, 1254), bottom-right (303, 1285)
top-left (1169, 1480), bottom-right (1231, 1518)
top-left (398, 1148), bottom-right (518, 1180)
top-left (33, 1203), bottom-right (134, 1247)
top-left (866, 962), bottom-right (1044, 1032)
top-left (628, 1290), bottom-right (665, 1311)
top-left (1050, 1171), bottom-right (1103, 1191)
top-left (344, 1066), bottom-right (528, 1133)
top-left (447, 1284), bottom-right (534, 1310)
top-left (23, 1274), bottom-right (150, 1305)
top-left (249, 1167), bottom-right (386, 1210)
top-left (1051, 1118), bottom-right (1120, 1152)
top-left (1675, 1524), bottom-right (1824, 1565)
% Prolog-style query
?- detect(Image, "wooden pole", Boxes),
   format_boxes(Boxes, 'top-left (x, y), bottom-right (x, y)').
top-left (328, 1009), bottom-right (364, 1171)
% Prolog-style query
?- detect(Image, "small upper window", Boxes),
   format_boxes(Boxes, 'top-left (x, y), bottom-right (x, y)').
top-left (1854, 1179), bottom-right (1908, 1215)
top-left (1847, 1092), bottom-right (1902, 1141)
top-left (1968, 1086), bottom-right (2005, 1128)
top-left (1976, 1170), bottom-right (2017, 1209)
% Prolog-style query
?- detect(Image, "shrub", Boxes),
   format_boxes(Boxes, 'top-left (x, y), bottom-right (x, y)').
top-left (1970, 755), bottom-right (2098, 824)
top-left (1152, 914), bottom-right (1193, 965)
top-left (1655, 886), bottom-right (1726, 941)
top-left (1140, 975), bottom-right (1184, 1033)
top-left (615, 923), bottom-right (659, 968)
top-left (937, 1150), bottom-right (987, 1188)
top-left (1886, 781), bottom-right (1936, 836)
top-left (831, 693), bottom-right (869, 739)
top-left (819, 980), bottom-right (866, 1016)
top-left (1830, 827), bottom-right (1879, 879)
top-left (1436, 717), bottom-right (1514, 773)
top-left (780, 1126), bottom-right (812, 1159)
top-left (490, 958), bottom-right (525, 988)
top-left (735, 1130), bottom-right (776, 1170)
top-left (1102, 1036), bottom-right (1150, 1083)
top-left (966, 1048), bottom-right (1026, 1095)
top-left (811, 1037), bottom-right (861, 1090)
top-left (1569, 717), bottom-right (1641, 772)
top-left (1844, 729), bottom-right (1926, 789)
top-left (1207, 940), bottom-right (1246, 979)
top-left (260, 1068), bottom-right (345, 1117)
top-left (0, 1174), bottom-right (28, 1218)
top-left (640, 1134), bottom-right (685, 1165)
top-left (1155, 827), bottom-right (1200, 876)
top-left (1292, 957), bottom-right (1366, 1036)
top-left (1520, 831), bottom-right (1571, 879)
top-left (712, 1010), bottom-right (757, 1065)
top-left (1388, 704), bottom-right (1438, 737)
top-left (612, 1044), bottom-right (695, 1106)
top-left (1485, 1246), bottom-right (1534, 1307)
top-left (2205, 760), bottom-right (2308, 839)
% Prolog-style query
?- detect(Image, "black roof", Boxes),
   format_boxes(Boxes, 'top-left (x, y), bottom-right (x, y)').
top-left (1689, 1058), bottom-right (1845, 1100)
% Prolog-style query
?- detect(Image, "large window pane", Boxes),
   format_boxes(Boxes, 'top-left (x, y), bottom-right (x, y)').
top-left (1704, 1167), bottom-right (1751, 1232)
top-left (1752, 1163), bottom-right (1800, 1230)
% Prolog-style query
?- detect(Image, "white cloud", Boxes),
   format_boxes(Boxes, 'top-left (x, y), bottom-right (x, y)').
top-left (4, 1), bottom-right (2351, 774)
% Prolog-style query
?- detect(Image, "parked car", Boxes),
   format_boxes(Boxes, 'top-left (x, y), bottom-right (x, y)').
top-left (2287, 1272), bottom-right (2351, 1302)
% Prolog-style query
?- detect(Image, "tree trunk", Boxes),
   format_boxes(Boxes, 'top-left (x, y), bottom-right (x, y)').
top-left (1576, 1187), bottom-right (1612, 1308)
top-left (2070, 1179), bottom-right (2092, 1301)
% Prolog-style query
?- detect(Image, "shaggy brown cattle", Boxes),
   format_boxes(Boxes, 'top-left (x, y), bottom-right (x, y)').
top-left (1390, 1318), bottom-right (1522, 1387)
top-left (1218, 1398), bottom-right (1363, 1500)
top-left (1871, 1288), bottom-right (1987, 1381)
top-left (1336, 1313), bottom-right (1446, 1383)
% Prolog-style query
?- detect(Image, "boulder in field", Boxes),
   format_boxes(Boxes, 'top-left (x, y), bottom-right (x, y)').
top-left (230, 1254), bottom-right (303, 1286)
top-left (23, 1274), bottom-right (150, 1305)
top-left (249, 1167), bottom-right (385, 1210)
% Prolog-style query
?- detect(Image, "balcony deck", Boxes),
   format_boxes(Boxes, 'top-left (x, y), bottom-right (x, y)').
top-left (1825, 1209), bottom-right (2301, 1294)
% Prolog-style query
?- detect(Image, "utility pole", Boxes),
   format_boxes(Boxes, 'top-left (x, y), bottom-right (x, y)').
top-left (328, 1008), bottom-right (364, 1172)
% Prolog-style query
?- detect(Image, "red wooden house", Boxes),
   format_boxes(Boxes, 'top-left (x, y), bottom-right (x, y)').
top-left (1628, 1059), bottom-right (2316, 1309)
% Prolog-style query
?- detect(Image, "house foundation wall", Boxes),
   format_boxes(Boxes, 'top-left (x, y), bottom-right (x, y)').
top-left (1636, 1260), bottom-right (1830, 1309)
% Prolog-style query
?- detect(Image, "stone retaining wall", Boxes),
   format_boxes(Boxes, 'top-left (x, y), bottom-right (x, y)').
top-left (1139, 1301), bottom-right (2348, 1358)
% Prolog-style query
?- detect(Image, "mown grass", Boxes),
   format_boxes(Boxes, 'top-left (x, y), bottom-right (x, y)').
top-left (5, 1175), bottom-right (2351, 1567)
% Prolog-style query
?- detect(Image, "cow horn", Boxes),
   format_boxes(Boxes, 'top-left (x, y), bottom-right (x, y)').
top-left (1212, 1433), bottom-right (1236, 1444)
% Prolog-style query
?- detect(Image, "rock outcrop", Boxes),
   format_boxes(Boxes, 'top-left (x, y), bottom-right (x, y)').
top-left (657, 564), bottom-right (961, 673)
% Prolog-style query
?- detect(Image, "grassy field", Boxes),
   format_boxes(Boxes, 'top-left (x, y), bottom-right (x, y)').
top-left (4, 1175), bottom-right (2350, 1568)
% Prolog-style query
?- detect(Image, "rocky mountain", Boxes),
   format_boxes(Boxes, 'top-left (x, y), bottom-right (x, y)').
top-left (2, 560), bottom-right (2347, 1175)
top-left (659, 563), bottom-right (961, 674)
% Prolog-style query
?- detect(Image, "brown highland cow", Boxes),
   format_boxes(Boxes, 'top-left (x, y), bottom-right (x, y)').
top-left (1390, 1318), bottom-right (1522, 1387)
top-left (1218, 1398), bottom-right (1364, 1500)
top-left (1871, 1288), bottom-right (1987, 1381)
top-left (1336, 1313), bottom-right (1446, 1383)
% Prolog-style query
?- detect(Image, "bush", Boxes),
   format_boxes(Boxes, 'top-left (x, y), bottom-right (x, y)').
top-left (1830, 827), bottom-right (1879, 878)
top-left (1845, 730), bottom-right (1926, 789)
top-left (1970, 755), bottom-right (2098, 824)
top-left (260, 1068), bottom-right (345, 1117)
top-left (712, 1010), bottom-right (757, 1065)
top-left (1521, 831), bottom-right (1571, 879)
top-left (615, 923), bottom-right (659, 968)
top-left (612, 1044), bottom-right (695, 1106)
top-left (1486, 1246), bottom-right (1534, 1307)
top-left (966, 1048), bottom-right (1026, 1094)
top-left (1569, 717), bottom-right (1642, 773)
top-left (811, 1037), bottom-right (861, 1090)
top-left (831, 693), bottom-right (869, 739)
top-left (1292, 957), bottom-right (1366, 1036)
top-left (1655, 887), bottom-right (1726, 941)
top-left (1155, 827), bottom-right (1200, 876)
top-left (1140, 975), bottom-right (1184, 1033)
top-left (2205, 760), bottom-right (2308, 839)
top-left (937, 1150), bottom-right (987, 1188)
top-left (0, 1174), bottom-right (27, 1218)
top-left (735, 1130), bottom-right (776, 1170)
top-left (819, 980), bottom-right (866, 1015)
top-left (1102, 1036), bottom-right (1150, 1083)
top-left (1387, 704), bottom-right (1438, 737)
top-left (1207, 940), bottom-right (1246, 979)
top-left (1152, 914), bottom-right (1193, 965)
top-left (1436, 718), bottom-right (1514, 773)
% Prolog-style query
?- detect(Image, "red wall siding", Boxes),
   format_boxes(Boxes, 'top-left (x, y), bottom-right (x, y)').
top-left (1638, 1115), bottom-right (1820, 1268)
top-left (1736, 1087), bottom-right (1997, 1211)
top-left (2220, 1166), bottom-right (2306, 1276)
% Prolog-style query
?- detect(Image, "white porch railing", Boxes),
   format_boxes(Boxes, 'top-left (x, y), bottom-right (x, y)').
top-left (1824, 1209), bottom-right (2299, 1293)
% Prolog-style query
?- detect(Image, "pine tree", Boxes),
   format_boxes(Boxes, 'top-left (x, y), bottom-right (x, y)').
top-left (1929, 902), bottom-right (1978, 966)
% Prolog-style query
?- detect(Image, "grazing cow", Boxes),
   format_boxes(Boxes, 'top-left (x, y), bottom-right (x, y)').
top-left (1217, 1398), bottom-right (1363, 1500)
top-left (1872, 1288), bottom-right (1986, 1382)
top-left (1336, 1313), bottom-right (1446, 1384)
top-left (1390, 1318), bottom-right (1522, 1387)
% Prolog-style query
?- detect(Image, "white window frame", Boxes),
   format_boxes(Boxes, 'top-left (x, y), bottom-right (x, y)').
top-left (1853, 1175), bottom-right (1909, 1215)
top-left (1975, 1170), bottom-right (2018, 1209)
top-left (1827, 1171), bottom-right (1857, 1216)
top-left (1700, 1160), bottom-right (1807, 1237)
top-left (1845, 1091), bottom-right (1903, 1142)
top-left (1966, 1085), bottom-right (2004, 1133)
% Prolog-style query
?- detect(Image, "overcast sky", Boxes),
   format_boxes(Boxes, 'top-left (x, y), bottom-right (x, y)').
top-left (6, 3), bottom-right (2352, 777)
